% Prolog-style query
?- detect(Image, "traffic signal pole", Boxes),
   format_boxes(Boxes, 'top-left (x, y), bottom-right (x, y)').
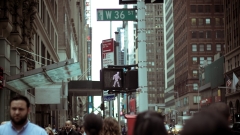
top-left (137, 0), bottom-right (148, 112)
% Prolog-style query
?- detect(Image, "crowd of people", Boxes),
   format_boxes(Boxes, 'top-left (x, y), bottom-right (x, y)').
top-left (0, 94), bottom-right (236, 135)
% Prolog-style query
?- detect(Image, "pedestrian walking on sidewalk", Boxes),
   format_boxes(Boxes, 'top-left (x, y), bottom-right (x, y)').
top-left (0, 95), bottom-right (47, 135)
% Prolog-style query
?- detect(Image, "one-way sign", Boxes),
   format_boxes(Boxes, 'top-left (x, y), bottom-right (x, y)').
top-left (97, 9), bottom-right (137, 21)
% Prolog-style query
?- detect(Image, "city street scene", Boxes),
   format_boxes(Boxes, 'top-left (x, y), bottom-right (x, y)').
top-left (0, 0), bottom-right (239, 135)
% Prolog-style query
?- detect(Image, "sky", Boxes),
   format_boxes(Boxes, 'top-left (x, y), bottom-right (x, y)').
top-left (91, 0), bottom-right (123, 81)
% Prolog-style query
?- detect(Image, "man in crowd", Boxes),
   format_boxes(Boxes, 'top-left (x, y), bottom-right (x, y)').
top-left (0, 95), bottom-right (48, 135)
top-left (58, 120), bottom-right (78, 135)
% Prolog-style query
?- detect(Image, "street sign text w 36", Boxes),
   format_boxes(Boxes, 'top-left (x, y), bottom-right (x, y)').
top-left (97, 9), bottom-right (137, 21)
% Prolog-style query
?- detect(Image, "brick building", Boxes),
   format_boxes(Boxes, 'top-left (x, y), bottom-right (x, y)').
top-left (173, 0), bottom-right (224, 117)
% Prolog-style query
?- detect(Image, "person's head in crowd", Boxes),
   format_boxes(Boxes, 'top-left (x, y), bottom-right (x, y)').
top-left (79, 125), bottom-right (85, 134)
top-left (133, 111), bottom-right (168, 135)
top-left (65, 120), bottom-right (73, 132)
top-left (208, 102), bottom-right (231, 123)
top-left (45, 127), bottom-right (54, 135)
top-left (181, 109), bottom-right (232, 135)
top-left (72, 124), bottom-right (76, 131)
top-left (9, 95), bottom-right (30, 129)
top-left (101, 117), bottom-right (121, 135)
top-left (84, 113), bottom-right (103, 135)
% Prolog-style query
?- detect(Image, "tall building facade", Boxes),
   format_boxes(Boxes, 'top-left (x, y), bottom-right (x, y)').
top-left (0, 0), bottom-right (85, 127)
top-left (223, 0), bottom-right (240, 123)
top-left (173, 0), bottom-right (224, 118)
top-left (145, 3), bottom-right (165, 111)
top-left (164, 0), bottom-right (175, 122)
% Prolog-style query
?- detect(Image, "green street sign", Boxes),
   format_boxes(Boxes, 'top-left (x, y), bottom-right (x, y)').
top-left (97, 9), bottom-right (137, 21)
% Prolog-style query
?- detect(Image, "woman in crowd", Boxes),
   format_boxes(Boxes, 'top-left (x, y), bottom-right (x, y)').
top-left (45, 127), bottom-right (54, 135)
top-left (101, 117), bottom-right (121, 135)
top-left (133, 111), bottom-right (168, 135)
top-left (84, 113), bottom-right (103, 135)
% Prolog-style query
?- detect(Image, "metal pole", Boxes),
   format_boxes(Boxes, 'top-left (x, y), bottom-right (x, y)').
top-left (198, 87), bottom-right (199, 111)
top-left (110, 21), bottom-right (112, 38)
top-left (109, 21), bottom-right (113, 117)
top-left (115, 31), bottom-right (121, 123)
top-left (137, 0), bottom-right (148, 112)
top-left (117, 93), bottom-right (120, 123)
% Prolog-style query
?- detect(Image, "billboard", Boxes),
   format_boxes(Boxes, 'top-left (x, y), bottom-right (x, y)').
top-left (102, 38), bottom-right (115, 68)
top-left (101, 68), bottom-right (124, 90)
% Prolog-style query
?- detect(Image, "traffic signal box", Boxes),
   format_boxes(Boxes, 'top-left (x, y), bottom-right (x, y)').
top-left (0, 67), bottom-right (4, 89)
top-left (100, 68), bottom-right (138, 92)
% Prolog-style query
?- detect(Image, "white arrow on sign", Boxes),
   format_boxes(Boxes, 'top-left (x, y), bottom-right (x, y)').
top-left (97, 10), bottom-right (103, 20)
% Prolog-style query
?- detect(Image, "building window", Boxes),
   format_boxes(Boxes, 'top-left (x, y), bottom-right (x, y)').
top-left (200, 57), bottom-right (205, 65)
top-left (199, 18), bottom-right (204, 26)
top-left (206, 31), bottom-right (212, 38)
top-left (191, 18), bottom-right (196, 25)
top-left (215, 5), bottom-right (222, 12)
top-left (192, 44), bottom-right (197, 52)
top-left (193, 70), bottom-right (198, 78)
top-left (215, 18), bottom-right (220, 25)
top-left (206, 44), bottom-right (211, 51)
top-left (192, 31), bottom-right (197, 38)
top-left (199, 44), bottom-right (204, 51)
top-left (191, 5), bottom-right (197, 12)
top-left (216, 44), bottom-right (221, 51)
top-left (193, 96), bottom-right (201, 104)
top-left (207, 57), bottom-right (212, 64)
top-left (192, 57), bottom-right (198, 64)
top-left (206, 18), bottom-right (211, 25)
top-left (199, 31), bottom-right (204, 38)
top-left (198, 5), bottom-right (203, 12)
top-left (216, 30), bottom-right (224, 38)
top-left (184, 97), bottom-right (189, 105)
top-left (205, 5), bottom-right (211, 12)
top-left (193, 83), bottom-right (198, 90)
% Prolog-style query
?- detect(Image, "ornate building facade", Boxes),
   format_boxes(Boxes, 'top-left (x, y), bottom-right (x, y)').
top-left (0, 0), bottom-right (87, 127)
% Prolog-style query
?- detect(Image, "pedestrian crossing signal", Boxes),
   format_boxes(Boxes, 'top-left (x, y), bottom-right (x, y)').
top-left (100, 68), bottom-right (124, 90)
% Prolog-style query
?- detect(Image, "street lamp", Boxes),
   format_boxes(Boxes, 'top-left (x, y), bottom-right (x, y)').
top-left (186, 84), bottom-right (200, 111)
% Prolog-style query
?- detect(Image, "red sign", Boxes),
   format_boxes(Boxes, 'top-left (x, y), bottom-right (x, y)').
top-left (102, 39), bottom-right (114, 53)
top-left (101, 38), bottom-right (114, 68)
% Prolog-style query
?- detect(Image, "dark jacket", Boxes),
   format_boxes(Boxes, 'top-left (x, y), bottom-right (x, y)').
top-left (58, 129), bottom-right (79, 135)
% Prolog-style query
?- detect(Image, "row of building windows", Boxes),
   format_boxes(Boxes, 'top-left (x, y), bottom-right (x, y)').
top-left (190, 5), bottom-right (223, 13)
top-left (191, 44), bottom-right (223, 52)
top-left (190, 18), bottom-right (224, 26)
top-left (175, 95), bottom-right (201, 108)
top-left (227, 54), bottom-right (240, 72)
top-left (191, 30), bottom-right (224, 39)
top-left (39, 0), bottom-right (57, 49)
top-left (192, 56), bottom-right (212, 65)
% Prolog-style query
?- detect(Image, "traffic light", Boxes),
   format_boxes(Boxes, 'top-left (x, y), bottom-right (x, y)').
top-left (0, 67), bottom-right (3, 89)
